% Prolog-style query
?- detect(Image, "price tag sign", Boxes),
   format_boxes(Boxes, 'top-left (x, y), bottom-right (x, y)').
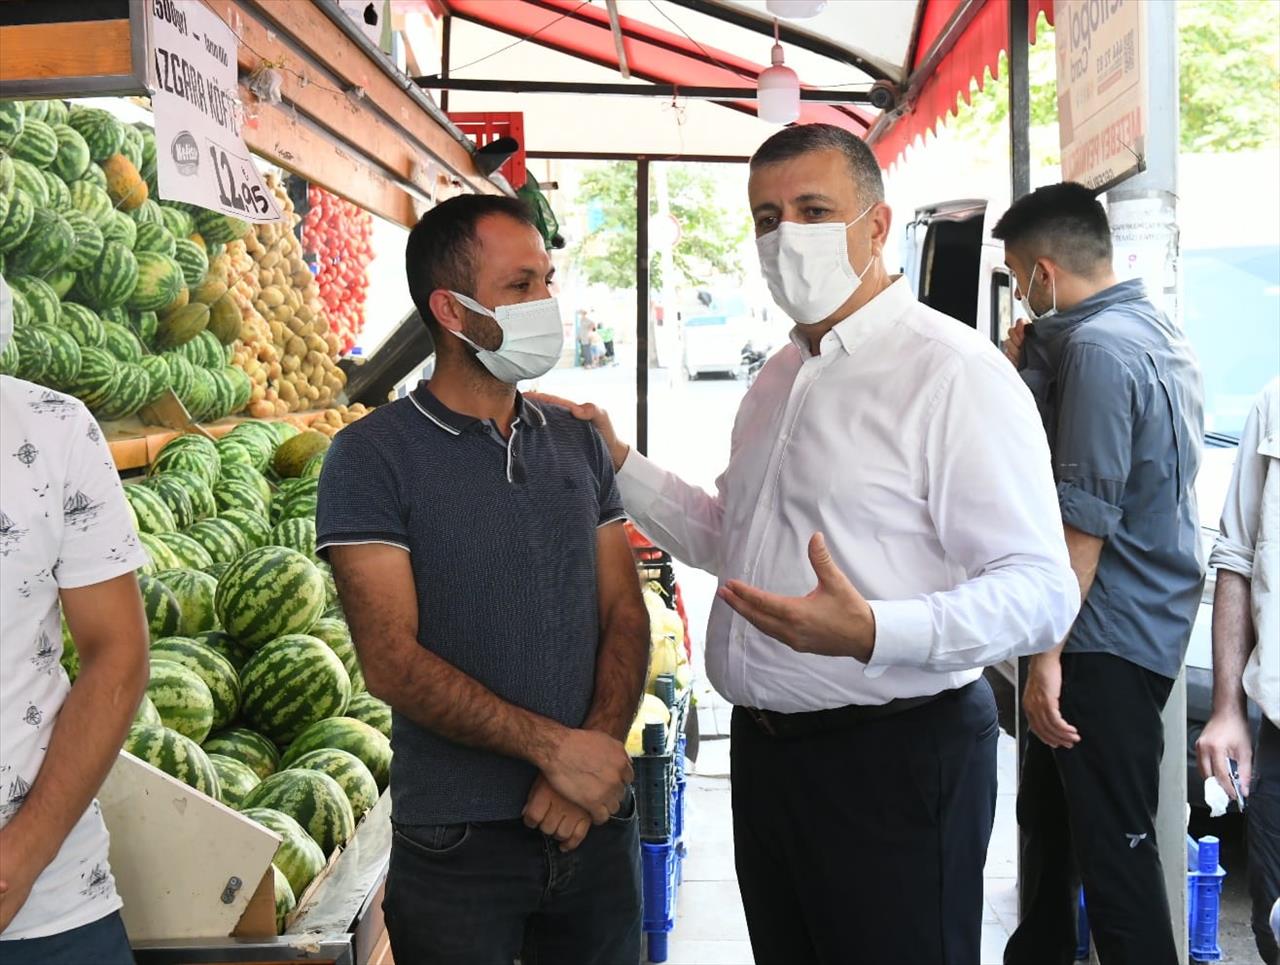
top-left (147, 0), bottom-right (281, 222)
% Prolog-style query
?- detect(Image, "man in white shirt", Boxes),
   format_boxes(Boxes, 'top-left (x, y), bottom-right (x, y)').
top-left (544, 124), bottom-right (1078, 964)
top-left (1197, 377), bottom-right (1280, 965)
top-left (0, 276), bottom-right (150, 963)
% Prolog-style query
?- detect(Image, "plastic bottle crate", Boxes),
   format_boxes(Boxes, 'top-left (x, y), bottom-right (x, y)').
top-left (632, 692), bottom-right (690, 842)
top-left (642, 840), bottom-right (681, 964)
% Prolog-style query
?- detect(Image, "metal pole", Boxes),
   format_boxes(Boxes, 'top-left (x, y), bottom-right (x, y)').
top-left (1009, 0), bottom-right (1031, 200)
top-left (1105, 2), bottom-right (1186, 960)
top-left (636, 158), bottom-right (650, 457)
top-left (440, 15), bottom-right (451, 113)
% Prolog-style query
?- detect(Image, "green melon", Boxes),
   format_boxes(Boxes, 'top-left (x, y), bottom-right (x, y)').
top-left (145, 659), bottom-right (216, 744)
top-left (239, 634), bottom-right (350, 744)
top-left (214, 548), bottom-right (327, 650)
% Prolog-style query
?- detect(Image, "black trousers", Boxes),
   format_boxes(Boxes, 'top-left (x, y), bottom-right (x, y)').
top-left (731, 678), bottom-right (999, 965)
top-left (1005, 652), bottom-right (1177, 965)
top-left (1250, 717), bottom-right (1280, 965)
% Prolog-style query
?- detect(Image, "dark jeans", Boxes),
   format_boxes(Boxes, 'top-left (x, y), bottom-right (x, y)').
top-left (383, 792), bottom-right (641, 965)
top-left (0, 910), bottom-right (133, 964)
top-left (731, 678), bottom-right (999, 965)
top-left (1250, 717), bottom-right (1280, 965)
top-left (1005, 652), bottom-right (1177, 965)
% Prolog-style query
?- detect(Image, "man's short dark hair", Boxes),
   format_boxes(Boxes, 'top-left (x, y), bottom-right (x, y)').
top-left (992, 182), bottom-right (1113, 276)
top-left (405, 194), bottom-right (538, 332)
top-left (749, 123), bottom-right (884, 205)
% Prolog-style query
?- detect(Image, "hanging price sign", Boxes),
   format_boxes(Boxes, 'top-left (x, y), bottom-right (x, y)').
top-left (147, 0), bottom-right (281, 222)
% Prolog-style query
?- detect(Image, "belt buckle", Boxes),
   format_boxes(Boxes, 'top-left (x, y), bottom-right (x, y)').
top-left (747, 707), bottom-right (778, 737)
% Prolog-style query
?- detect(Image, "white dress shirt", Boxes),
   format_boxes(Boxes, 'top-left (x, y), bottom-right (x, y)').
top-left (1209, 377), bottom-right (1279, 728)
top-left (617, 277), bottom-right (1080, 713)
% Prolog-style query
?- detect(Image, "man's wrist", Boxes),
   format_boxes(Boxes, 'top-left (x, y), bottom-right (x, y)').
top-left (611, 442), bottom-right (631, 473)
top-left (526, 719), bottom-right (568, 772)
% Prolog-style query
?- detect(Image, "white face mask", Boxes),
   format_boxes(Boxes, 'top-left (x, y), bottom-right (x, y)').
top-left (1020, 268), bottom-right (1058, 322)
top-left (447, 291), bottom-right (565, 384)
top-left (756, 205), bottom-right (875, 325)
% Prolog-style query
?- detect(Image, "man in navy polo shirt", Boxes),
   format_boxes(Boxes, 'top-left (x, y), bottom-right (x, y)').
top-left (316, 195), bottom-right (650, 965)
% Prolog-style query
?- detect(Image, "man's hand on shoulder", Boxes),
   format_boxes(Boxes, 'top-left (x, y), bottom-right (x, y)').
top-left (526, 392), bottom-right (631, 471)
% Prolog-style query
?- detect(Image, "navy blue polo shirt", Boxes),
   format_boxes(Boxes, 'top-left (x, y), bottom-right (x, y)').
top-left (315, 383), bottom-right (626, 825)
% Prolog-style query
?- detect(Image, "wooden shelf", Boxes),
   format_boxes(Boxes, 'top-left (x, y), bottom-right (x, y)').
top-left (107, 412), bottom-right (322, 472)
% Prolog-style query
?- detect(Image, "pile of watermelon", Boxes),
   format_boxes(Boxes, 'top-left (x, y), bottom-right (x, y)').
top-left (58, 422), bottom-right (394, 929)
top-left (0, 97), bottom-right (255, 423)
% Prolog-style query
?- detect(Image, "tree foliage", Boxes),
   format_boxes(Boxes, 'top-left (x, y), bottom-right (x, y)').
top-left (573, 162), bottom-right (749, 291)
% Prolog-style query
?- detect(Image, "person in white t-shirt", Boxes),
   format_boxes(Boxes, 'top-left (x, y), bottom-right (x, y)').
top-left (0, 275), bottom-right (150, 963)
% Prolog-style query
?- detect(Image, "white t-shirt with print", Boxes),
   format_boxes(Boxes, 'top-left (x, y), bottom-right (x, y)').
top-left (0, 377), bottom-right (148, 940)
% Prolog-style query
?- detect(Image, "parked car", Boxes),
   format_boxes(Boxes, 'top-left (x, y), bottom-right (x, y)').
top-left (680, 291), bottom-right (773, 380)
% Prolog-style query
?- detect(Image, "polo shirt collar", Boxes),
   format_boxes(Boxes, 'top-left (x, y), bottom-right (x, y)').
top-left (788, 275), bottom-right (912, 359)
top-left (409, 381), bottom-right (547, 435)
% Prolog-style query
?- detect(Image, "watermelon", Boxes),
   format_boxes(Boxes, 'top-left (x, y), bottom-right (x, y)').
top-left (151, 436), bottom-right (219, 486)
top-left (100, 209), bottom-right (137, 249)
top-left (154, 568), bottom-right (220, 636)
top-left (221, 436), bottom-right (273, 475)
top-left (8, 208), bottom-right (73, 275)
top-left (62, 209), bottom-right (105, 272)
top-left (193, 208), bottom-right (250, 244)
top-left (75, 240), bottom-right (138, 309)
top-left (0, 187), bottom-right (35, 253)
top-left (241, 769), bottom-right (354, 857)
top-left (69, 179), bottom-right (113, 228)
top-left (130, 199), bottom-right (164, 226)
top-left (11, 159), bottom-right (49, 207)
top-left (66, 345), bottom-right (118, 411)
top-left (153, 531), bottom-right (214, 570)
top-left (42, 169), bottom-right (71, 212)
top-left (145, 658), bottom-right (216, 743)
top-left (306, 618), bottom-right (363, 694)
top-left (138, 573), bottom-right (183, 637)
top-left (134, 693), bottom-right (163, 727)
top-left (272, 865), bottom-right (296, 933)
top-left (141, 472), bottom-right (194, 529)
top-left (172, 237), bottom-right (209, 287)
top-left (68, 107), bottom-right (125, 163)
top-left (215, 548), bottom-right (327, 650)
top-left (101, 320), bottom-right (144, 362)
top-left (160, 468), bottom-right (216, 519)
top-left (50, 123), bottom-right (91, 182)
top-left (8, 275), bottom-right (59, 328)
top-left (218, 507), bottom-right (272, 549)
top-left (60, 302), bottom-right (105, 347)
top-left (289, 748), bottom-right (378, 822)
top-left (124, 722), bottom-right (220, 798)
top-left (44, 101), bottom-right (70, 126)
top-left (138, 354), bottom-right (169, 404)
top-left (215, 479), bottom-right (270, 520)
top-left (208, 753), bottom-right (260, 809)
top-left (301, 453), bottom-right (326, 480)
top-left (94, 362), bottom-right (153, 421)
top-left (12, 326), bottom-right (52, 383)
top-left (187, 517), bottom-right (250, 565)
top-left (134, 221), bottom-right (176, 256)
top-left (138, 530), bottom-right (185, 575)
top-left (194, 630), bottom-right (256, 673)
top-left (240, 634), bottom-right (350, 744)
top-left (344, 693), bottom-right (391, 740)
top-left (269, 518), bottom-right (317, 559)
top-left (280, 717), bottom-right (391, 792)
top-left (216, 436), bottom-right (260, 470)
top-left (10, 118), bottom-right (58, 168)
top-left (0, 336), bottom-right (20, 377)
top-left (150, 635), bottom-right (240, 728)
top-left (204, 561), bottom-right (231, 582)
top-left (240, 807), bottom-right (325, 901)
top-left (0, 100), bottom-right (24, 149)
top-left (163, 352), bottom-right (196, 401)
top-left (77, 162), bottom-right (108, 191)
top-left (119, 124), bottom-right (144, 170)
top-left (36, 326), bottom-right (81, 390)
top-left (127, 250), bottom-right (184, 311)
top-left (128, 309), bottom-right (159, 347)
top-left (42, 268), bottom-right (74, 299)
top-left (124, 484), bottom-right (176, 535)
top-left (160, 204), bottom-right (195, 239)
top-left (223, 367), bottom-right (253, 414)
top-left (203, 727), bottom-right (280, 781)
top-left (0, 151), bottom-right (13, 194)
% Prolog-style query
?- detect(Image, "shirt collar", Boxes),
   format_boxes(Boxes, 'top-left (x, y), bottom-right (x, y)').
top-left (787, 276), bottom-right (914, 359)
top-left (409, 381), bottom-right (547, 435)
top-left (1031, 278), bottom-right (1150, 368)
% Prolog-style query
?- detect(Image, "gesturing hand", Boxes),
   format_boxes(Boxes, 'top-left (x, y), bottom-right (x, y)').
top-left (719, 533), bottom-right (876, 662)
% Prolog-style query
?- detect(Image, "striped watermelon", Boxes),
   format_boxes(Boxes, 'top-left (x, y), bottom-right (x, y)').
top-left (193, 208), bottom-right (250, 244)
top-left (3, 286), bottom-right (29, 330)
top-left (66, 345), bottom-right (118, 411)
top-left (143, 473), bottom-right (195, 529)
top-left (306, 618), bottom-right (364, 694)
top-left (0, 151), bottom-right (13, 193)
top-left (145, 658), bottom-right (216, 743)
top-left (127, 251), bottom-right (184, 311)
top-left (134, 693), bottom-right (163, 727)
top-left (203, 727), bottom-right (280, 781)
top-left (42, 169), bottom-right (71, 211)
top-left (0, 100), bottom-right (24, 149)
top-left (0, 337), bottom-right (20, 377)
top-left (273, 865), bottom-right (295, 934)
top-left (160, 468), bottom-right (216, 519)
top-left (216, 436), bottom-right (261, 471)
top-left (241, 769), bottom-right (354, 857)
top-left (219, 463), bottom-right (273, 506)
top-left (22, 101), bottom-right (51, 122)
top-left (269, 518), bottom-right (317, 559)
top-left (68, 107), bottom-right (124, 162)
top-left (69, 179), bottom-right (113, 228)
top-left (60, 302), bottom-right (105, 347)
top-left (204, 561), bottom-right (231, 582)
top-left (10, 118), bottom-right (58, 168)
top-left (215, 548), bottom-right (327, 650)
top-left (138, 531), bottom-right (184, 575)
top-left (241, 807), bottom-right (325, 901)
top-left (75, 240), bottom-right (138, 309)
top-left (344, 693), bottom-right (391, 740)
top-left (0, 187), bottom-right (35, 253)
top-left (42, 268), bottom-right (75, 300)
top-left (172, 237), bottom-right (209, 287)
top-left (216, 479), bottom-right (270, 522)
top-left (138, 572), bottom-right (182, 637)
top-left (50, 123), bottom-right (91, 181)
top-left (92, 362), bottom-right (151, 421)
top-left (119, 124), bottom-right (144, 170)
top-left (124, 484), bottom-right (177, 535)
top-left (36, 326), bottom-right (81, 390)
top-left (11, 159), bottom-right (49, 206)
top-left (44, 101), bottom-right (70, 126)
top-left (163, 352), bottom-right (196, 401)
top-left (12, 327), bottom-right (52, 383)
top-left (208, 753), bottom-right (260, 809)
top-left (154, 568), bottom-right (220, 636)
top-left (9, 275), bottom-right (59, 328)
top-left (151, 436), bottom-right (219, 486)
top-left (153, 531), bottom-right (214, 570)
top-left (101, 321), bottom-right (144, 362)
top-left (218, 507), bottom-right (272, 550)
top-left (280, 717), bottom-right (391, 793)
top-left (274, 479), bottom-right (319, 525)
top-left (130, 199), bottom-right (164, 226)
top-left (240, 634), bottom-right (351, 744)
top-left (289, 749), bottom-right (378, 822)
top-left (139, 354), bottom-right (169, 405)
top-left (150, 635), bottom-right (240, 729)
top-left (129, 309), bottom-right (158, 348)
top-left (160, 204), bottom-right (195, 239)
top-left (8, 208), bottom-right (73, 275)
top-left (187, 517), bottom-right (250, 565)
top-left (125, 722), bottom-right (220, 798)
top-left (100, 209), bottom-right (137, 249)
top-left (76, 162), bottom-right (108, 191)
top-left (301, 453), bottom-right (326, 480)
top-left (62, 209), bottom-right (105, 272)
top-left (134, 221), bottom-right (176, 256)
top-left (194, 630), bottom-right (256, 673)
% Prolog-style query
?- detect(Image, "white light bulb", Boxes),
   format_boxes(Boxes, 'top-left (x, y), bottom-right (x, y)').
top-left (757, 42), bottom-right (800, 124)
